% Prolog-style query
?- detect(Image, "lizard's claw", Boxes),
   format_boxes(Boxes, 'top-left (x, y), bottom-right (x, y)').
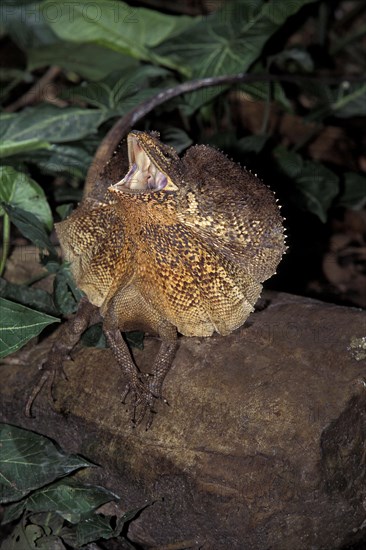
top-left (121, 375), bottom-right (165, 429)
top-left (24, 361), bottom-right (58, 418)
top-left (24, 347), bottom-right (73, 417)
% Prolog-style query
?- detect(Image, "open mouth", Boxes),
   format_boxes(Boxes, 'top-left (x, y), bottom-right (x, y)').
top-left (113, 136), bottom-right (168, 192)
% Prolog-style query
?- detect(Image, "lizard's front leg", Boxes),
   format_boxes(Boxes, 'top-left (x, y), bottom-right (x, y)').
top-left (132, 324), bottom-right (178, 428)
top-left (103, 325), bottom-right (147, 411)
top-left (25, 297), bottom-right (101, 417)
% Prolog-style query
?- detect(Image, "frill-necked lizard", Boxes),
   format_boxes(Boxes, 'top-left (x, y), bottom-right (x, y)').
top-left (26, 130), bottom-right (286, 427)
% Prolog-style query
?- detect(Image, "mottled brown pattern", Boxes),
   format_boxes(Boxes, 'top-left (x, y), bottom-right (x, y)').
top-left (55, 130), bottom-right (286, 424)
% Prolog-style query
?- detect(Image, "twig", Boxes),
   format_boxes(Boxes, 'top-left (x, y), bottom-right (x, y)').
top-left (0, 214), bottom-right (10, 277)
top-left (5, 66), bottom-right (62, 113)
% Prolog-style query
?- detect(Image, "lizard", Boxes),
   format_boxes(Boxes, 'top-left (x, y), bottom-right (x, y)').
top-left (23, 70), bottom-right (365, 427)
top-left (25, 129), bottom-right (286, 427)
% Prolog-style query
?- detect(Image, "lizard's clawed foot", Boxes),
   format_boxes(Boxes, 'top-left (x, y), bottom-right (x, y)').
top-left (24, 299), bottom-right (97, 418)
top-left (121, 374), bottom-right (166, 429)
top-left (24, 355), bottom-right (69, 418)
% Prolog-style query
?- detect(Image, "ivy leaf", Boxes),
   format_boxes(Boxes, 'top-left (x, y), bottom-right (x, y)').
top-left (0, 423), bottom-right (91, 502)
top-left (81, 323), bottom-right (107, 348)
top-left (125, 331), bottom-right (144, 350)
top-left (332, 83), bottom-right (366, 118)
top-left (0, 522), bottom-right (46, 550)
top-left (0, 298), bottom-right (59, 358)
top-left (274, 147), bottom-right (339, 222)
top-left (2, 204), bottom-right (56, 255)
top-left (238, 134), bottom-right (269, 153)
top-left (69, 69), bottom-right (173, 121)
top-left (161, 127), bottom-right (193, 153)
top-left (55, 204), bottom-right (74, 221)
top-left (0, 166), bottom-right (53, 229)
top-left (269, 47), bottom-right (314, 72)
top-left (61, 506), bottom-right (142, 547)
top-left (155, 0), bottom-right (317, 109)
top-left (69, 65), bottom-right (170, 110)
top-left (0, 279), bottom-right (57, 316)
top-left (54, 264), bottom-right (83, 315)
top-left (154, 0), bottom-right (318, 79)
top-left (17, 479), bottom-right (119, 524)
top-left (62, 513), bottom-right (115, 547)
top-left (339, 172), bottom-right (366, 209)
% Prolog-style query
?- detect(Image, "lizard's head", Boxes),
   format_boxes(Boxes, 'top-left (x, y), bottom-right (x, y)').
top-left (109, 131), bottom-right (180, 196)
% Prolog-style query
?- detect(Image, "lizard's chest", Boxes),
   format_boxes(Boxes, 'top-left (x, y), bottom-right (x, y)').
top-left (130, 221), bottom-right (259, 337)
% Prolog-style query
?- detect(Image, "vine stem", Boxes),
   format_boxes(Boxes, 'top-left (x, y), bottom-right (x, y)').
top-left (0, 213), bottom-right (10, 277)
top-left (84, 71), bottom-right (366, 196)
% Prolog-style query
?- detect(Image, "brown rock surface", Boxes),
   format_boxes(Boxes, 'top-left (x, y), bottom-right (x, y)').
top-left (1, 291), bottom-right (365, 549)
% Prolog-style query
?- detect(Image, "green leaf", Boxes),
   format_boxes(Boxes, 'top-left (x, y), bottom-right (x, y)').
top-left (2, 204), bottom-right (56, 255)
top-left (1, 499), bottom-right (27, 524)
top-left (269, 47), bottom-right (314, 72)
top-left (19, 143), bottom-right (93, 180)
top-left (125, 331), bottom-right (144, 351)
top-left (69, 65), bottom-right (171, 111)
top-left (295, 163), bottom-right (339, 222)
top-left (0, 298), bottom-right (59, 358)
top-left (303, 83), bottom-right (366, 122)
top-left (61, 505), bottom-right (142, 547)
top-left (81, 323), bottom-right (107, 349)
top-left (0, 166), bottom-right (53, 229)
top-left (29, 511), bottom-right (65, 537)
top-left (55, 204), bottom-right (73, 221)
top-left (1, 105), bottom-right (105, 145)
top-left (238, 134), bottom-right (269, 153)
top-left (0, 423), bottom-right (91, 502)
top-left (154, 0), bottom-right (318, 78)
top-left (274, 147), bottom-right (339, 222)
top-left (0, 521), bottom-right (46, 550)
top-left (0, 279), bottom-right (57, 316)
top-left (161, 127), bottom-right (193, 153)
top-left (332, 83), bottom-right (366, 118)
top-left (75, 514), bottom-right (115, 546)
top-left (54, 264), bottom-right (83, 315)
top-left (0, 139), bottom-right (51, 159)
top-left (53, 187), bottom-right (83, 204)
top-left (155, 0), bottom-right (317, 109)
top-left (0, 1), bottom-right (59, 51)
top-left (42, 0), bottom-right (195, 69)
top-left (19, 479), bottom-right (119, 524)
top-left (28, 42), bottom-right (138, 80)
top-left (274, 146), bottom-right (303, 178)
top-left (30, 533), bottom-right (66, 550)
top-left (239, 62), bottom-right (292, 111)
top-left (339, 172), bottom-right (366, 209)
top-left (1, 511), bottom-right (67, 548)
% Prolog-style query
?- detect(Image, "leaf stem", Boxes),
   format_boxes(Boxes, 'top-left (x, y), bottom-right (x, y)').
top-left (0, 213), bottom-right (10, 277)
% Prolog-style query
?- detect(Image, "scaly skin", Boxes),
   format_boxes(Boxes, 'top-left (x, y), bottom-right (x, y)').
top-left (26, 131), bottom-right (286, 427)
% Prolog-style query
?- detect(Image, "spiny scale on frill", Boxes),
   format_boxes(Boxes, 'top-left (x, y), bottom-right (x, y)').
top-left (177, 144), bottom-right (286, 282)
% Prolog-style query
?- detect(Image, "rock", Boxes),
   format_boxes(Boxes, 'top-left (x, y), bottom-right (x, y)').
top-left (1, 291), bottom-right (365, 549)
